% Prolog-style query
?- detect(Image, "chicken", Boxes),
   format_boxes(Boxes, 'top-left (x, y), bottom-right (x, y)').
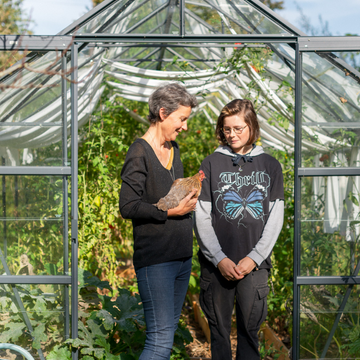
top-left (155, 170), bottom-right (206, 211)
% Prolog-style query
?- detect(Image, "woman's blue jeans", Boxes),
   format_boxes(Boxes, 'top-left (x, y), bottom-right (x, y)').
top-left (136, 257), bottom-right (192, 360)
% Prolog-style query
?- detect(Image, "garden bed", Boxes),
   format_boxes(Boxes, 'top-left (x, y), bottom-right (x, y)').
top-left (182, 293), bottom-right (291, 360)
top-left (113, 261), bottom-right (292, 360)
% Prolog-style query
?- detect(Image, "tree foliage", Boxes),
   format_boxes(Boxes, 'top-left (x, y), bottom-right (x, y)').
top-left (0, 0), bottom-right (32, 70)
top-left (92, 0), bottom-right (105, 7)
top-left (260, 0), bottom-right (284, 11)
top-left (0, 0), bottom-right (30, 35)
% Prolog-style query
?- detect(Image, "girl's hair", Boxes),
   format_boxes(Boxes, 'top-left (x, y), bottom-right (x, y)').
top-left (215, 99), bottom-right (260, 146)
top-left (148, 83), bottom-right (198, 123)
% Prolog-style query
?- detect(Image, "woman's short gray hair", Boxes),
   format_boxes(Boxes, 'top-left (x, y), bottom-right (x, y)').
top-left (148, 83), bottom-right (198, 123)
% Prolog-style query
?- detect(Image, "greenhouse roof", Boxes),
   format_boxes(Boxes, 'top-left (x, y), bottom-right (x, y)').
top-left (1, 0), bottom-right (360, 165)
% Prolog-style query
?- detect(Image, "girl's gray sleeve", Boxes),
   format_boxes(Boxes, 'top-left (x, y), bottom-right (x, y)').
top-left (194, 200), bottom-right (226, 267)
top-left (247, 199), bottom-right (284, 266)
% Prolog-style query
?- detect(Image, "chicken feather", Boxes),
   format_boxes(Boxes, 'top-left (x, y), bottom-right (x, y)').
top-left (155, 170), bottom-right (206, 211)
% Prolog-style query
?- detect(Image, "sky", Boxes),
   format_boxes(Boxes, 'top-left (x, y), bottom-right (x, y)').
top-left (21, 0), bottom-right (359, 36)
top-left (22, 0), bottom-right (91, 35)
top-left (276, 0), bottom-right (359, 36)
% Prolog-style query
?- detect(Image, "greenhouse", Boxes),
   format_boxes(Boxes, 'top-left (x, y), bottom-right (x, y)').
top-left (0, 0), bottom-right (359, 359)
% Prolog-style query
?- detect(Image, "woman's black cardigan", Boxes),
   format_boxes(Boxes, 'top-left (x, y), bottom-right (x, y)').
top-left (119, 138), bottom-right (193, 270)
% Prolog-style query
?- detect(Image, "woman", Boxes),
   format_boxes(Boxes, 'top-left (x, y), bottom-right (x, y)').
top-left (119, 83), bottom-right (198, 360)
top-left (194, 99), bottom-right (284, 360)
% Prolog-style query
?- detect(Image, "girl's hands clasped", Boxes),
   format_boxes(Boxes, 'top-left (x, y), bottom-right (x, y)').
top-left (217, 257), bottom-right (242, 281)
top-left (218, 256), bottom-right (257, 281)
top-left (234, 256), bottom-right (256, 278)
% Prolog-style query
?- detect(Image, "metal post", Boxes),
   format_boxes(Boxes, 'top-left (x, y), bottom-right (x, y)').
top-left (70, 43), bottom-right (79, 360)
top-left (62, 55), bottom-right (70, 341)
top-left (2, 157), bottom-right (6, 258)
top-left (350, 240), bottom-right (355, 275)
top-left (179, 0), bottom-right (185, 36)
top-left (293, 41), bottom-right (302, 360)
top-left (14, 175), bottom-right (18, 215)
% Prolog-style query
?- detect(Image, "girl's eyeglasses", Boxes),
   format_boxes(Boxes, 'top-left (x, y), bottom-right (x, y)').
top-left (222, 125), bottom-right (247, 135)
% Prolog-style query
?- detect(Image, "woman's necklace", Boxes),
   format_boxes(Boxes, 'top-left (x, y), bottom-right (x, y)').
top-left (169, 165), bottom-right (175, 182)
top-left (238, 161), bottom-right (247, 172)
top-left (146, 133), bottom-right (169, 166)
top-left (232, 144), bottom-right (255, 172)
top-left (145, 132), bottom-right (174, 181)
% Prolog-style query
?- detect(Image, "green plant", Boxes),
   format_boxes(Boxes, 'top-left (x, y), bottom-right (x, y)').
top-left (259, 338), bottom-right (282, 360)
top-left (47, 269), bottom-right (192, 360)
top-left (0, 283), bottom-right (65, 354)
top-left (341, 324), bottom-right (360, 357)
top-left (171, 319), bottom-right (193, 360)
top-left (266, 149), bottom-right (294, 337)
top-left (77, 91), bottom-right (149, 287)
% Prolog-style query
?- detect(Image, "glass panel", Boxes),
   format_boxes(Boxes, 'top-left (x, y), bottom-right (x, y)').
top-left (128, 2), bottom-right (179, 35)
top-left (0, 176), bottom-right (66, 275)
top-left (0, 139), bottom-right (64, 167)
top-left (300, 284), bottom-right (360, 359)
top-left (0, 52), bottom-right (63, 116)
top-left (77, 0), bottom-right (128, 34)
top-left (185, 0), bottom-right (289, 35)
top-left (0, 284), bottom-right (69, 359)
top-left (77, 0), bottom-right (180, 35)
top-left (77, 0), bottom-right (289, 36)
top-left (105, 43), bottom-right (225, 70)
top-left (300, 176), bottom-right (360, 276)
top-left (0, 51), bottom-right (24, 73)
top-left (0, 44), bottom-right (103, 167)
top-left (0, 52), bottom-right (68, 166)
top-left (301, 52), bottom-right (360, 168)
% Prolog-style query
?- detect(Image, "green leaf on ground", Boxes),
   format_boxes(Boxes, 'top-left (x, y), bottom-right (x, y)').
top-left (0, 322), bottom-right (25, 342)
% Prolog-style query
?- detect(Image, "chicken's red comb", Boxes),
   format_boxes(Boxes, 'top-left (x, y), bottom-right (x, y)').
top-left (199, 170), bottom-right (206, 180)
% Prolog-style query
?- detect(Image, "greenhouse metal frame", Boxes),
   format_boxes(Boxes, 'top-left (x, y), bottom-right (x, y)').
top-left (0, 37), bottom-right (79, 360)
top-left (1, 0), bottom-right (360, 359)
